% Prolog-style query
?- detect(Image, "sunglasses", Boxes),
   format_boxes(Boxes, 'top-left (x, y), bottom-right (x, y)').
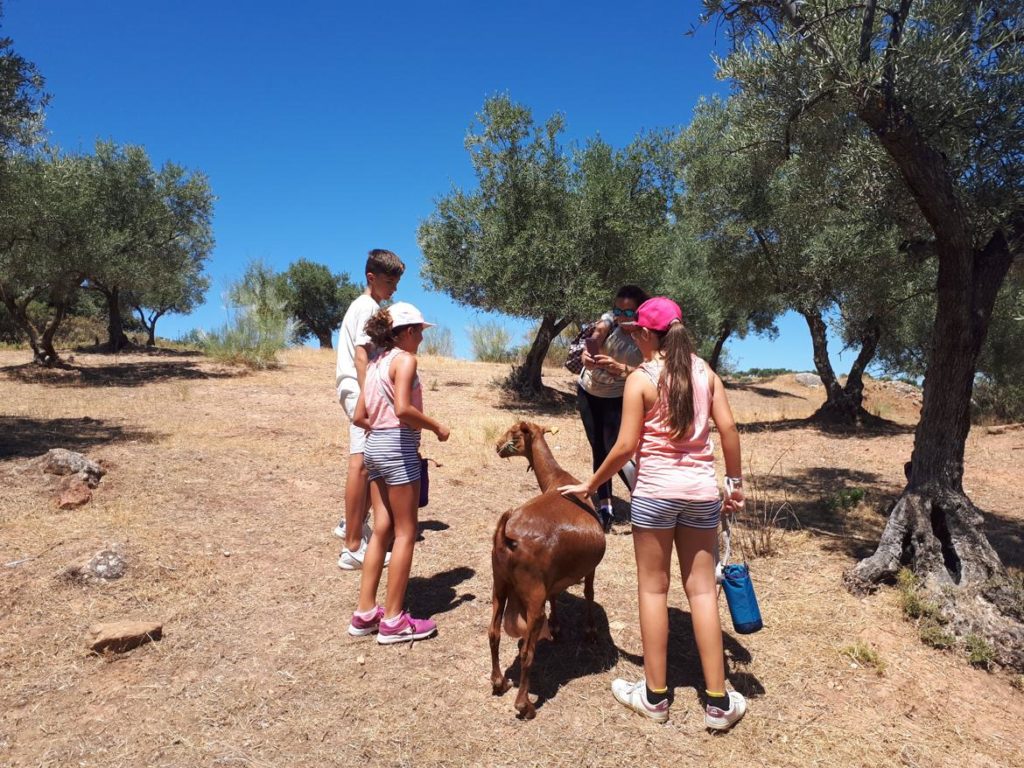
top-left (612, 308), bottom-right (637, 318)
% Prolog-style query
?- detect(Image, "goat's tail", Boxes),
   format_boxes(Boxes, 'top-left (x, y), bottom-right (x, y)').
top-left (493, 510), bottom-right (518, 555)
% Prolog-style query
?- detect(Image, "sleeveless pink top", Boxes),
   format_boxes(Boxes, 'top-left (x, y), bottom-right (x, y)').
top-left (632, 355), bottom-right (718, 500)
top-left (363, 348), bottom-right (423, 430)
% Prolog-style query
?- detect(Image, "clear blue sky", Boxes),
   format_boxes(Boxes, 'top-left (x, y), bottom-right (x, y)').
top-left (6, 0), bottom-right (854, 372)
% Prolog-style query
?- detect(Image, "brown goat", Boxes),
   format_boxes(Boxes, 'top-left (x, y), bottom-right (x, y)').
top-left (490, 421), bottom-right (606, 719)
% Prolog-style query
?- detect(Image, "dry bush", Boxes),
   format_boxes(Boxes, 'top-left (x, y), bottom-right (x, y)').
top-left (731, 448), bottom-right (800, 561)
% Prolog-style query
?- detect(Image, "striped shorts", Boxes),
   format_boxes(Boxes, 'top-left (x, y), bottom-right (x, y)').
top-left (364, 427), bottom-right (422, 486)
top-left (630, 496), bottom-right (722, 530)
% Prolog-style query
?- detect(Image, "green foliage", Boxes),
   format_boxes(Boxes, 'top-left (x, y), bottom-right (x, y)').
top-left (964, 634), bottom-right (995, 669)
top-left (919, 621), bottom-right (956, 650)
top-left (419, 94), bottom-right (676, 390)
top-left (203, 262), bottom-right (292, 369)
top-left (279, 259), bottom-right (359, 348)
top-left (842, 642), bottom-right (886, 675)
top-left (896, 568), bottom-right (943, 622)
top-left (825, 487), bottom-right (866, 512)
top-left (468, 321), bottom-right (516, 363)
top-left (0, 5), bottom-right (48, 154)
top-left (735, 367), bottom-right (797, 380)
top-left (421, 325), bottom-right (454, 357)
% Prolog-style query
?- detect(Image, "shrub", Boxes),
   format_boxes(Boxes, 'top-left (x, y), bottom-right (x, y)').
top-left (421, 325), bottom-right (454, 357)
top-left (919, 621), bottom-right (956, 649)
top-left (732, 449), bottom-right (800, 560)
top-left (842, 642), bottom-right (886, 675)
top-left (964, 634), bottom-right (995, 669)
top-left (825, 487), bottom-right (866, 512)
top-left (896, 568), bottom-right (942, 621)
top-left (469, 321), bottom-right (516, 363)
top-left (202, 262), bottom-right (293, 369)
top-left (971, 378), bottom-right (1024, 424)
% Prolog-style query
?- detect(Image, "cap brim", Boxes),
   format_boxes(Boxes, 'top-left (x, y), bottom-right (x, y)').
top-left (421, 321), bottom-right (435, 328)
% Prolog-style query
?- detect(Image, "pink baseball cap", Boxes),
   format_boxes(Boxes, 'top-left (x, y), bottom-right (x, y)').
top-left (622, 297), bottom-right (683, 333)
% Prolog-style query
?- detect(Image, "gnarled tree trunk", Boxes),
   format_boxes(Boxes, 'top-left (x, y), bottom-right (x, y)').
top-left (800, 308), bottom-right (876, 425)
top-left (846, 95), bottom-right (1022, 669)
top-left (708, 322), bottom-right (732, 372)
top-left (508, 313), bottom-right (570, 395)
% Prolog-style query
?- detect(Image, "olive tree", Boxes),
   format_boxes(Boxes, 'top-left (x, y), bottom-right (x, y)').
top-left (704, 0), bottom-right (1024, 667)
top-left (419, 95), bottom-right (675, 393)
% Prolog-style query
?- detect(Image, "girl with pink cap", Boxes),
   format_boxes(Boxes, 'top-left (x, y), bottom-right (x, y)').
top-left (560, 296), bottom-right (747, 729)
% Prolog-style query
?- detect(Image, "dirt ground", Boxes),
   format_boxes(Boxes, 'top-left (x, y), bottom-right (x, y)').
top-left (1, 347), bottom-right (1022, 768)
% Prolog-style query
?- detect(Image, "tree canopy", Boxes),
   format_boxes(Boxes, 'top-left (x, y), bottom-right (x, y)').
top-left (419, 94), bottom-right (677, 392)
top-left (279, 259), bottom-right (360, 349)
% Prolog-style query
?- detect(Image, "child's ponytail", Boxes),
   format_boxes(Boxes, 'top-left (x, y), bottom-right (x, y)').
top-left (659, 321), bottom-right (698, 439)
top-left (364, 308), bottom-right (398, 350)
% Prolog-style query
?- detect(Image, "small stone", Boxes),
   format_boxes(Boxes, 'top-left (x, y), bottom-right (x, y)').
top-left (87, 549), bottom-right (127, 580)
top-left (357, 655), bottom-right (365, 665)
top-left (57, 476), bottom-right (92, 509)
top-left (86, 620), bottom-right (162, 654)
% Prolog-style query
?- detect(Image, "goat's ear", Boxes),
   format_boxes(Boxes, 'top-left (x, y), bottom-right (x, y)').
top-left (544, 426), bottom-right (559, 435)
top-left (518, 420), bottom-right (532, 434)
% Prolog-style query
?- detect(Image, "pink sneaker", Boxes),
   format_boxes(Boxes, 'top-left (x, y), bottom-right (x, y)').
top-left (377, 611), bottom-right (437, 645)
top-left (347, 605), bottom-right (385, 636)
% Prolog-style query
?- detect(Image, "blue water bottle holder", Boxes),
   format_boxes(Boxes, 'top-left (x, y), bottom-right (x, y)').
top-left (715, 479), bottom-right (764, 635)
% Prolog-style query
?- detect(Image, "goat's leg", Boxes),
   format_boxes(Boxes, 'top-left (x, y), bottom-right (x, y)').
top-left (547, 594), bottom-right (560, 642)
top-left (489, 584), bottom-right (511, 695)
top-left (582, 571), bottom-right (597, 643)
top-left (514, 592), bottom-right (547, 719)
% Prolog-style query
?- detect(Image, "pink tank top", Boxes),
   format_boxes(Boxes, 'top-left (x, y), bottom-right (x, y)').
top-left (363, 348), bottom-right (424, 430)
top-left (632, 355), bottom-right (718, 501)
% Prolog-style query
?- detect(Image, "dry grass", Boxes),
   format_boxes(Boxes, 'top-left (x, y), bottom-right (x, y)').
top-left (1, 349), bottom-right (1023, 768)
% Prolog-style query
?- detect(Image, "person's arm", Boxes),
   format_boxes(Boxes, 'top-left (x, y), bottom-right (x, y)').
top-left (709, 371), bottom-right (744, 511)
top-left (392, 353), bottom-right (450, 441)
top-left (353, 390), bottom-right (371, 430)
top-left (560, 371), bottom-right (648, 497)
top-left (354, 344), bottom-right (370, 389)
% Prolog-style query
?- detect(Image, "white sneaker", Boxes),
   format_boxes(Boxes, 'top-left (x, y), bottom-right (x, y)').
top-left (705, 691), bottom-right (747, 731)
top-left (333, 521), bottom-right (373, 540)
top-left (337, 543), bottom-right (390, 571)
top-left (610, 679), bottom-right (669, 724)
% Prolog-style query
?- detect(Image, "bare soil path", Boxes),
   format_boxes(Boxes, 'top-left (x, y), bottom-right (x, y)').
top-left (1, 348), bottom-right (1021, 767)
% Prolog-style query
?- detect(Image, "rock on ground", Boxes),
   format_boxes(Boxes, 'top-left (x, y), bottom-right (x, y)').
top-left (86, 621), bottom-right (162, 654)
top-left (56, 475), bottom-right (92, 509)
top-left (38, 449), bottom-right (106, 486)
top-left (795, 372), bottom-right (823, 388)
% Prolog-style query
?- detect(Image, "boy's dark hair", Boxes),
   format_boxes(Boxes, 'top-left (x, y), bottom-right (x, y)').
top-left (616, 284), bottom-right (649, 305)
top-left (366, 249), bottom-right (405, 277)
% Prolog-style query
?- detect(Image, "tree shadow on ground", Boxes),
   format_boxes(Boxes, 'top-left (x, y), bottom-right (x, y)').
top-left (0, 359), bottom-right (238, 388)
top-left (738, 415), bottom-right (914, 436)
top-left (0, 416), bottom-right (160, 461)
top-left (72, 344), bottom-right (202, 359)
top-left (726, 381), bottom-right (810, 400)
top-left (499, 592), bottom-right (619, 715)
top-left (416, 519), bottom-right (450, 542)
top-left (980, 508), bottom-right (1024, 571)
top-left (617, 607), bottom-right (765, 702)
top-left (408, 565), bottom-right (476, 618)
top-left (494, 385), bottom-right (579, 418)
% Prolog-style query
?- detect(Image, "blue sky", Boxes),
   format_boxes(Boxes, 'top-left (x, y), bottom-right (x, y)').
top-left (6, 0), bottom-right (854, 372)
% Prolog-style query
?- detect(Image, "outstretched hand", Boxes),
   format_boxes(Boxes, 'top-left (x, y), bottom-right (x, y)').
top-left (558, 482), bottom-right (590, 499)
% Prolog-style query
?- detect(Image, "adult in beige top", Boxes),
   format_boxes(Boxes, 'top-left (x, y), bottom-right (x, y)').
top-left (576, 284), bottom-right (648, 530)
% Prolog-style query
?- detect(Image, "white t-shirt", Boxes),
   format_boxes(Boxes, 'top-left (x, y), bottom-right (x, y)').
top-left (335, 293), bottom-right (379, 402)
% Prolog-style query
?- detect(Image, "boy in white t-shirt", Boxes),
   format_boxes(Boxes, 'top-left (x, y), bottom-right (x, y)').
top-left (335, 249), bottom-right (405, 569)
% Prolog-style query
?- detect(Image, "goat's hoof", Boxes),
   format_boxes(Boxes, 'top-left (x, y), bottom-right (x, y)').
top-left (515, 701), bottom-right (536, 720)
top-left (492, 678), bottom-right (511, 695)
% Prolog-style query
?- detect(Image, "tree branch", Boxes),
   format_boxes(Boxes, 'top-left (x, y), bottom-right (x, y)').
top-left (859, 0), bottom-right (878, 64)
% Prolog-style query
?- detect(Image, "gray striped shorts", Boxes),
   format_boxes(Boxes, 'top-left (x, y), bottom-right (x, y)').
top-left (630, 496), bottom-right (722, 530)
top-left (364, 427), bottom-right (422, 486)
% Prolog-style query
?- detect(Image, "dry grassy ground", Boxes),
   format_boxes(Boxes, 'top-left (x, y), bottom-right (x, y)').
top-left (1, 347), bottom-right (1022, 768)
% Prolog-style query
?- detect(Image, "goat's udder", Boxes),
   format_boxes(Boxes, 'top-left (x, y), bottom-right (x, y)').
top-left (502, 601), bottom-right (553, 641)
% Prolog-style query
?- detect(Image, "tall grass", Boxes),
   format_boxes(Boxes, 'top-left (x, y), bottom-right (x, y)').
top-left (203, 262), bottom-right (294, 369)
top-left (422, 325), bottom-right (455, 357)
top-left (469, 321), bottom-right (516, 363)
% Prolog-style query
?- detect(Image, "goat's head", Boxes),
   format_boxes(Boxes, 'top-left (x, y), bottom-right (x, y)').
top-left (495, 421), bottom-right (557, 459)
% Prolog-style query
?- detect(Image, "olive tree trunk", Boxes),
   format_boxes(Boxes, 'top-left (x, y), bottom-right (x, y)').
top-left (508, 314), bottom-right (570, 395)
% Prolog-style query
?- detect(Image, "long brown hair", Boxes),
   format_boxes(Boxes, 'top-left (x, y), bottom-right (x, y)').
top-left (655, 322), bottom-right (698, 439)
